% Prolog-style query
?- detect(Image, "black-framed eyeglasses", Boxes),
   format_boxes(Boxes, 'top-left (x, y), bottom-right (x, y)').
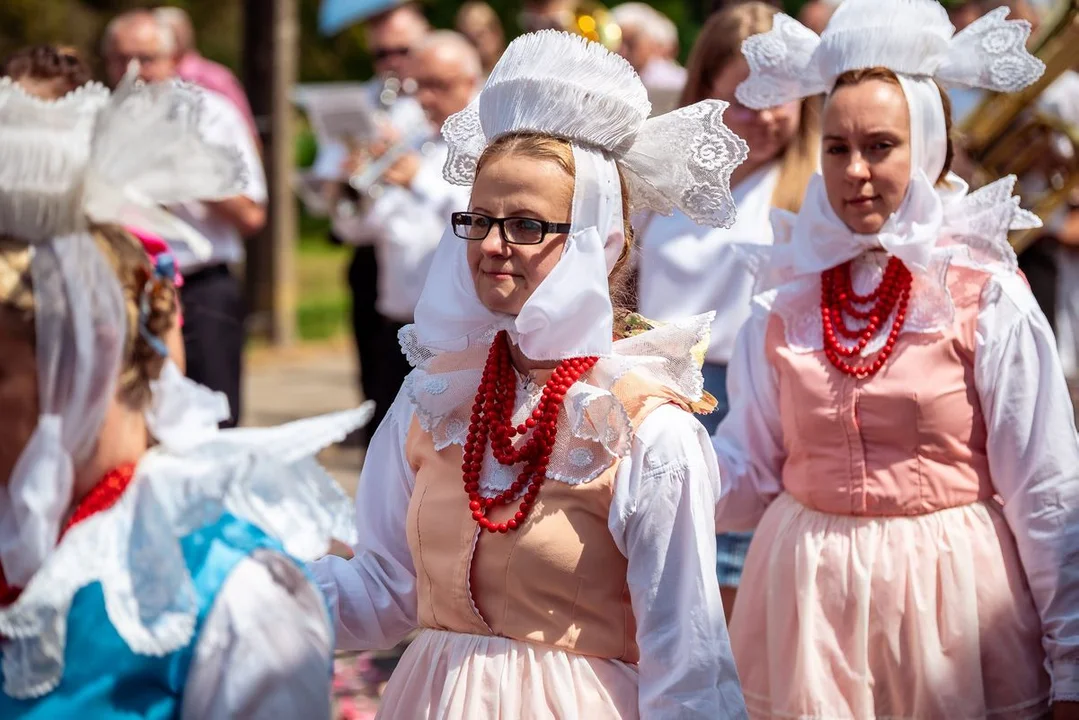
top-left (451, 212), bottom-right (571, 245)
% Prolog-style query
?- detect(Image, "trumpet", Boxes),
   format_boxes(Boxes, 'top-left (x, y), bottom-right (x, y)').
top-left (348, 129), bottom-right (436, 200)
top-left (334, 74), bottom-right (423, 217)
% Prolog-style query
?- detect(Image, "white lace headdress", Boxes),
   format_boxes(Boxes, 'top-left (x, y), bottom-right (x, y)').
top-left (411, 30), bottom-right (748, 362)
top-left (0, 67), bottom-right (373, 700)
top-left (0, 67), bottom-right (249, 589)
top-left (736, 0), bottom-right (1043, 278)
top-left (732, 0), bottom-right (1046, 355)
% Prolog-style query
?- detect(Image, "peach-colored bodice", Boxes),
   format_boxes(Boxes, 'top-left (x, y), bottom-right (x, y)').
top-left (769, 264), bottom-right (995, 516)
top-left (404, 371), bottom-right (689, 663)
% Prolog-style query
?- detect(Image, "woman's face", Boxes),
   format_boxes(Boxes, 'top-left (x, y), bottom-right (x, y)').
top-left (821, 79), bottom-right (912, 234)
top-left (467, 153), bottom-right (574, 316)
top-left (711, 55), bottom-right (802, 168)
top-left (0, 310), bottom-right (38, 485)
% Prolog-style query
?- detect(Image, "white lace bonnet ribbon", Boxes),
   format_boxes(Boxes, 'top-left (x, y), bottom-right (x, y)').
top-left (0, 65), bottom-right (248, 587)
top-left (411, 30), bottom-right (748, 362)
top-left (734, 0), bottom-right (1044, 279)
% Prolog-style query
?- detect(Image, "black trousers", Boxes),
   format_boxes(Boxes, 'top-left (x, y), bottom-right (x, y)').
top-left (1018, 237), bottom-right (1059, 333)
top-left (181, 264), bottom-right (246, 429)
top-left (346, 238), bottom-right (415, 441)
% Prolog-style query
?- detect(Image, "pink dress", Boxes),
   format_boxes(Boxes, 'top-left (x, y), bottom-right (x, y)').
top-left (715, 257), bottom-right (1079, 719)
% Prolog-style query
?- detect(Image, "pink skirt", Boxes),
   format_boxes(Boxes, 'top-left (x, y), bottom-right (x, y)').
top-left (376, 629), bottom-right (639, 719)
top-left (730, 493), bottom-right (1051, 719)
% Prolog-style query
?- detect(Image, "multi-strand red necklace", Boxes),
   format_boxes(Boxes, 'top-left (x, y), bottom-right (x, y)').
top-left (0, 464), bottom-right (136, 607)
top-left (462, 331), bottom-right (597, 534)
top-left (820, 256), bottom-right (913, 379)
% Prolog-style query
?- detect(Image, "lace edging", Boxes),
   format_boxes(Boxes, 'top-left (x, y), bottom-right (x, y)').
top-left (0, 407), bottom-right (368, 700)
top-left (402, 315), bottom-right (712, 489)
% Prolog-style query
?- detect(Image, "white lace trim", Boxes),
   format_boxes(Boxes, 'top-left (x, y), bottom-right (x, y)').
top-left (735, 0), bottom-right (1044, 110)
top-left (0, 406), bottom-right (371, 700)
top-left (400, 315), bottom-right (712, 491)
top-left (764, 177), bottom-right (1032, 353)
top-left (439, 31), bottom-right (747, 230)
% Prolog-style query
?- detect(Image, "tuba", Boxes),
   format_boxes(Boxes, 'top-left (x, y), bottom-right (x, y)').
top-left (958, 0), bottom-right (1079, 253)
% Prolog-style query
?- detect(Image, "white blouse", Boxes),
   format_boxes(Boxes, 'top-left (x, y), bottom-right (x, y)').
top-left (637, 164), bottom-right (779, 365)
top-left (712, 267), bottom-right (1079, 701)
top-left (311, 388), bottom-right (747, 718)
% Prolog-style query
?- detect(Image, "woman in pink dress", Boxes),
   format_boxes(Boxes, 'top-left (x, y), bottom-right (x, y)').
top-left (312, 30), bottom-right (752, 718)
top-left (712, 0), bottom-right (1079, 717)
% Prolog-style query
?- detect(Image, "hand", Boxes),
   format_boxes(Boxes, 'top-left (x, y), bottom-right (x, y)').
top-left (381, 151), bottom-right (422, 188)
top-left (342, 147), bottom-right (369, 178)
top-left (327, 538), bottom-right (355, 560)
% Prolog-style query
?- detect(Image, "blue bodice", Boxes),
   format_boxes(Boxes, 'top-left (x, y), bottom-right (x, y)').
top-left (0, 512), bottom-right (284, 719)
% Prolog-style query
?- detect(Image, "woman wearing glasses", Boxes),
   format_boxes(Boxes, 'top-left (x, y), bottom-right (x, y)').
top-left (311, 30), bottom-right (751, 718)
top-left (634, 1), bottom-right (819, 620)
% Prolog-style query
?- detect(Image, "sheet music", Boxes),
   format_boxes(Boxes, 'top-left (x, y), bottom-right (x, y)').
top-left (293, 83), bottom-right (380, 145)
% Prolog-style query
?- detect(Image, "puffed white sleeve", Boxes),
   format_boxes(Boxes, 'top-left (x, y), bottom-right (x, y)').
top-left (181, 551), bottom-right (333, 719)
top-left (611, 404), bottom-right (749, 719)
top-left (711, 301), bottom-right (785, 531)
top-left (308, 390), bottom-right (419, 651)
top-left (974, 271), bottom-right (1079, 702)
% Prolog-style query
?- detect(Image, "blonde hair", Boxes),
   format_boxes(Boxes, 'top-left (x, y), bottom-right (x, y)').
top-left (475, 133), bottom-right (635, 315)
top-left (680, 2), bottom-right (820, 212)
top-left (0, 226), bottom-right (177, 410)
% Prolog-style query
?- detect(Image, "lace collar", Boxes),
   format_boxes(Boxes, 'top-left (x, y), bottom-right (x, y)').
top-left (399, 314), bottom-right (713, 489)
top-left (0, 407), bottom-right (370, 700)
top-left (759, 175), bottom-right (1040, 354)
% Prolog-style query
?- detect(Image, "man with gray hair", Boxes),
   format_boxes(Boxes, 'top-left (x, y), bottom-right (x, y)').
top-left (611, 3), bottom-right (686, 115)
top-left (153, 6), bottom-right (259, 141)
top-left (101, 9), bottom-right (267, 428)
top-left (341, 29), bottom-right (481, 432)
top-left (101, 9), bottom-right (178, 86)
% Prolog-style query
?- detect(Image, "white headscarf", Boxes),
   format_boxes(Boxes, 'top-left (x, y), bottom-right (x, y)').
top-left (0, 68), bottom-right (246, 586)
top-left (734, 0), bottom-right (1045, 279)
top-left (409, 30), bottom-right (749, 362)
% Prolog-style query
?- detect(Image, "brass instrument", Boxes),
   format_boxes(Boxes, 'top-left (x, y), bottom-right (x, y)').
top-left (336, 74), bottom-right (424, 217)
top-left (959, 0), bottom-right (1079, 253)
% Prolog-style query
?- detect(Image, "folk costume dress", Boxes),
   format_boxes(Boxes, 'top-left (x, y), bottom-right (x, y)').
top-left (713, 1), bottom-right (1079, 717)
top-left (311, 31), bottom-right (752, 719)
top-left (0, 69), bottom-right (372, 718)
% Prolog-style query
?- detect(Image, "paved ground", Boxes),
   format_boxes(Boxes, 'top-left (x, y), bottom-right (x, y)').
top-left (241, 337), bottom-right (366, 496)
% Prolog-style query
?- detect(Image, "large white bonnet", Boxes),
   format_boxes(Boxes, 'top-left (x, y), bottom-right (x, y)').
top-left (410, 30), bottom-right (749, 363)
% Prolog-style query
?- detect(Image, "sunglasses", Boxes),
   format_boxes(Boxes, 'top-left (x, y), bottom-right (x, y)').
top-left (372, 46), bottom-right (411, 62)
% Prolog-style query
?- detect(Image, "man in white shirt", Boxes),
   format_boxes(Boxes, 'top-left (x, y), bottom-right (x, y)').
top-left (311, 3), bottom-right (430, 442)
top-left (102, 10), bottom-right (267, 428)
top-left (343, 30), bottom-right (480, 432)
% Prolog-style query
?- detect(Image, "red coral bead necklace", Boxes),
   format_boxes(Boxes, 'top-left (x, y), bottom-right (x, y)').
top-left (820, 255), bottom-right (913, 379)
top-left (0, 463), bottom-right (136, 608)
top-left (462, 331), bottom-right (597, 533)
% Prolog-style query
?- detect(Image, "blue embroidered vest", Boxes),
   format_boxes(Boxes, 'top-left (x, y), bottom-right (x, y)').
top-left (0, 512), bottom-right (286, 719)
